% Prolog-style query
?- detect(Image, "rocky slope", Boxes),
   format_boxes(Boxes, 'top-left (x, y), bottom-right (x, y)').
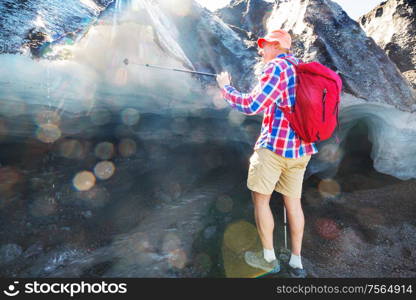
top-left (0, 0), bottom-right (113, 56)
top-left (216, 0), bottom-right (274, 40)
top-left (359, 0), bottom-right (416, 73)
top-left (229, 0), bottom-right (416, 111)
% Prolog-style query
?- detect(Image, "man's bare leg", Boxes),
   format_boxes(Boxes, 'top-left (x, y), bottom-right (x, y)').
top-left (281, 194), bottom-right (306, 277)
top-left (282, 194), bottom-right (304, 256)
top-left (251, 191), bottom-right (274, 250)
top-left (244, 191), bottom-right (280, 271)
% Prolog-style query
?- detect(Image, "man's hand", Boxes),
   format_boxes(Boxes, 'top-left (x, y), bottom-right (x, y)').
top-left (216, 71), bottom-right (231, 88)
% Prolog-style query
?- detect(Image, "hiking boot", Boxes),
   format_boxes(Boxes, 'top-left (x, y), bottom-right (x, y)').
top-left (244, 250), bottom-right (281, 273)
top-left (287, 264), bottom-right (307, 278)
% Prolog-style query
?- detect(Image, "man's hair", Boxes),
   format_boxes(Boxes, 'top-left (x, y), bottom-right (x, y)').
top-left (253, 57), bottom-right (265, 77)
top-left (253, 46), bottom-right (291, 76)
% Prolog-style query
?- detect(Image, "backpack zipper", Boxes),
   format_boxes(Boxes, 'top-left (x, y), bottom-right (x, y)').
top-left (322, 88), bottom-right (327, 122)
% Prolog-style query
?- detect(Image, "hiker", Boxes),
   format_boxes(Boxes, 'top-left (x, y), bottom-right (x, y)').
top-left (216, 29), bottom-right (318, 278)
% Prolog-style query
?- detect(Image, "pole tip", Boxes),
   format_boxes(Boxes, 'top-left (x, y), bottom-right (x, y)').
top-left (123, 58), bottom-right (129, 66)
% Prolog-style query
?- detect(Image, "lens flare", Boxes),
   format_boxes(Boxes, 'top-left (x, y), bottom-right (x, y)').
top-left (35, 110), bottom-right (60, 126)
top-left (133, 233), bottom-right (153, 252)
top-left (36, 123), bottom-right (62, 143)
top-left (121, 108), bottom-right (140, 126)
top-left (73, 171), bottom-right (96, 191)
top-left (118, 138), bottom-right (137, 157)
top-left (318, 179), bottom-right (341, 198)
top-left (162, 232), bottom-right (187, 269)
top-left (94, 142), bottom-right (115, 160)
top-left (315, 218), bottom-right (341, 240)
top-left (318, 143), bottom-right (343, 163)
top-left (223, 220), bottom-right (258, 253)
top-left (59, 139), bottom-right (84, 159)
top-left (168, 248), bottom-right (187, 269)
top-left (94, 161), bottom-right (116, 180)
top-left (228, 110), bottom-right (246, 127)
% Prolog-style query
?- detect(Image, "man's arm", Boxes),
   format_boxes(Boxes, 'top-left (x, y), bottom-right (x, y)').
top-left (220, 62), bottom-right (284, 115)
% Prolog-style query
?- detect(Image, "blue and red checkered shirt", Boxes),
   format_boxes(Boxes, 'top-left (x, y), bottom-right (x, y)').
top-left (221, 53), bottom-right (318, 158)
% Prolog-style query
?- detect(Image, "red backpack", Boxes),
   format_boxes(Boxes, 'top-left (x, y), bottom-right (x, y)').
top-left (280, 57), bottom-right (342, 143)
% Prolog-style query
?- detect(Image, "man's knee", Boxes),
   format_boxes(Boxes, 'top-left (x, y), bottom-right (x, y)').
top-left (282, 194), bottom-right (303, 211)
top-left (251, 191), bottom-right (272, 205)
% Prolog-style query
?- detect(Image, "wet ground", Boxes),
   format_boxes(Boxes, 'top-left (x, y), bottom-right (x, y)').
top-left (0, 108), bottom-right (415, 278)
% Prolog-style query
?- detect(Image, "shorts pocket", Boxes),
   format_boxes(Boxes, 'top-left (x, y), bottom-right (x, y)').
top-left (291, 155), bottom-right (311, 170)
top-left (248, 154), bottom-right (260, 173)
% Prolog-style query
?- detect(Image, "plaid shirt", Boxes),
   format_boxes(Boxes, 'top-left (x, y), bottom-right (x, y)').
top-left (221, 53), bottom-right (318, 158)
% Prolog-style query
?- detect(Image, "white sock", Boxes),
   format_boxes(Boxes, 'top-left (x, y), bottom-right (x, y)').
top-left (289, 253), bottom-right (303, 269)
top-left (263, 248), bottom-right (276, 263)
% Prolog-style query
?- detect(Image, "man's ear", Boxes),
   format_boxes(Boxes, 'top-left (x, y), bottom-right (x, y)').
top-left (273, 42), bottom-right (281, 49)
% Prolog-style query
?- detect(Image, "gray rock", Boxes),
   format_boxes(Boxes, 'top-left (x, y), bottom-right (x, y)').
top-left (216, 0), bottom-right (274, 39)
top-left (23, 242), bottom-right (44, 259)
top-left (264, 0), bottom-right (415, 111)
top-left (0, 243), bottom-right (23, 264)
top-left (167, 1), bottom-right (259, 91)
top-left (203, 226), bottom-right (217, 239)
top-left (0, 0), bottom-right (113, 56)
top-left (359, 0), bottom-right (416, 73)
top-left (403, 70), bottom-right (416, 90)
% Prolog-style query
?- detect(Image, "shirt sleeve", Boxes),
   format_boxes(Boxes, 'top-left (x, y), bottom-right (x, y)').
top-left (220, 62), bottom-right (284, 116)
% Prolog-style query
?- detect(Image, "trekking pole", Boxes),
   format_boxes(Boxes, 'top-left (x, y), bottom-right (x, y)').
top-left (283, 205), bottom-right (288, 249)
top-left (278, 203), bottom-right (291, 264)
top-left (123, 58), bottom-right (217, 77)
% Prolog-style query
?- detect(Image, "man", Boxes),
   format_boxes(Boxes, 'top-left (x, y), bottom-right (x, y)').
top-left (216, 29), bottom-right (317, 278)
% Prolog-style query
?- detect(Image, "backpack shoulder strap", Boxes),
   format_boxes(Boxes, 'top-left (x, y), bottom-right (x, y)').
top-left (282, 56), bottom-right (301, 66)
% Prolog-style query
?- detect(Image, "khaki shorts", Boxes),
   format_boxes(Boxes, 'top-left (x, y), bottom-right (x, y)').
top-left (247, 147), bottom-right (311, 198)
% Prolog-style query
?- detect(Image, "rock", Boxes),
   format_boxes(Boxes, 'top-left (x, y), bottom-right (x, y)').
top-left (165, 0), bottom-right (259, 91)
top-left (216, 0), bottom-right (274, 39)
top-left (359, 0), bottom-right (416, 73)
top-left (23, 242), bottom-right (44, 259)
top-left (403, 70), bottom-right (416, 90)
top-left (203, 225), bottom-right (217, 239)
top-left (0, 243), bottom-right (23, 265)
top-left (22, 245), bottom-right (88, 277)
top-left (81, 210), bottom-right (93, 218)
top-left (333, 93), bottom-right (416, 180)
top-left (0, 0), bottom-right (113, 56)
top-left (264, 0), bottom-right (415, 112)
